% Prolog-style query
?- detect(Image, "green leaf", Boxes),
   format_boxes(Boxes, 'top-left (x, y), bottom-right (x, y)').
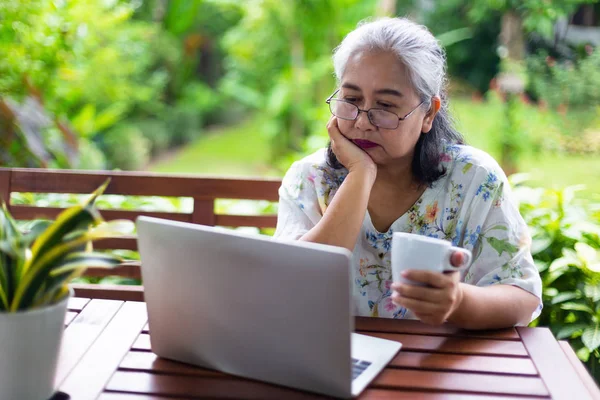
top-left (584, 285), bottom-right (600, 302)
top-left (21, 219), bottom-right (52, 246)
top-left (50, 251), bottom-right (123, 276)
top-left (10, 181), bottom-right (113, 310)
top-left (28, 179), bottom-right (109, 260)
top-left (70, 104), bottom-right (96, 137)
top-left (535, 260), bottom-right (549, 273)
top-left (551, 291), bottom-right (580, 305)
top-left (93, 103), bottom-right (128, 133)
top-left (576, 346), bottom-right (590, 362)
top-left (575, 242), bottom-right (599, 266)
top-left (587, 262), bottom-right (600, 273)
top-left (486, 237), bottom-right (518, 256)
top-left (0, 255), bottom-right (8, 311)
top-left (531, 237), bottom-right (552, 255)
top-left (582, 324), bottom-right (600, 351)
top-left (561, 302), bottom-right (595, 314)
top-left (12, 218), bottom-right (132, 310)
top-left (462, 163), bottom-right (473, 174)
top-left (549, 255), bottom-right (578, 272)
top-left (0, 204), bottom-right (24, 305)
top-left (436, 27), bottom-right (473, 47)
top-left (556, 323), bottom-right (588, 340)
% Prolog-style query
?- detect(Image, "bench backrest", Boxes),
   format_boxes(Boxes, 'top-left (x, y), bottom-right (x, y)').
top-left (0, 168), bottom-right (282, 300)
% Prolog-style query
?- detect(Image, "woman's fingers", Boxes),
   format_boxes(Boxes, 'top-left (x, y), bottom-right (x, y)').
top-left (392, 283), bottom-right (444, 302)
top-left (450, 251), bottom-right (465, 267)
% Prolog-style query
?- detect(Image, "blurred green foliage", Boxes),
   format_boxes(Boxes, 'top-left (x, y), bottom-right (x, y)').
top-left (514, 177), bottom-right (600, 381)
top-left (0, 0), bottom-right (235, 170)
top-left (528, 50), bottom-right (600, 110)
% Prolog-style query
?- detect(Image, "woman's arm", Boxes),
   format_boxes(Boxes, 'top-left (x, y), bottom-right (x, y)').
top-left (449, 283), bottom-right (540, 330)
top-left (300, 168), bottom-right (375, 251)
top-left (392, 268), bottom-right (540, 330)
top-left (300, 117), bottom-right (377, 251)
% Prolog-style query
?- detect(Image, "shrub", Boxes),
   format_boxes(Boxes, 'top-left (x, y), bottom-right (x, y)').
top-left (512, 175), bottom-right (600, 382)
top-left (133, 119), bottom-right (170, 156)
top-left (527, 49), bottom-right (600, 111)
top-left (101, 124), bottom-right (150, 171)
top-left (165, 106), bottom-right (203, 146)
top-left (76, 139), bottom-right (107, 170)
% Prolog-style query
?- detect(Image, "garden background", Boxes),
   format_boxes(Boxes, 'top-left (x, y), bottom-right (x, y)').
top-left (1, 0), bottom-right (599, 382)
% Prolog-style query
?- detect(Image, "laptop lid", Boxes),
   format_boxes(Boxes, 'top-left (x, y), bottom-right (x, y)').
top-left (136, 216), bottom-right (355, 398)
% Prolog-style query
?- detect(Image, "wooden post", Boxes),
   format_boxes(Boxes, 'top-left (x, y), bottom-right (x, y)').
top-left (192, 197), bottom-right (216, 226)
top-left (0, 169), bottom-right (11, 209)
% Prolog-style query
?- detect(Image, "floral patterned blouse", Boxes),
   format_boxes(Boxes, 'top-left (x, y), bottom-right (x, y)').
top-left (274, 145), bottom-right (543, 322)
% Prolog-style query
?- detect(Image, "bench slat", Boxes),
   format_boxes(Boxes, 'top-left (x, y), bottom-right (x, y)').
top-left (9, 168), bottom-right (281, 200)
top-left (71, 283), bottom-right (144, 302)
top-left (215, 214), bottom-right (277, 228)
top-left (9, 206), bottom-right (192, 223)
top-left (86, 262), bottom-right (141, 279)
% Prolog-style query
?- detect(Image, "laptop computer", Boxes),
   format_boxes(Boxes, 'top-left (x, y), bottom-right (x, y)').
top-left (136, 216), bottom-right (402, 399)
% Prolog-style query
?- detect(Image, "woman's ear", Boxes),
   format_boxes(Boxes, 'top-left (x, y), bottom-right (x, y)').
top-left (421, 96), bottom-right (441, 133)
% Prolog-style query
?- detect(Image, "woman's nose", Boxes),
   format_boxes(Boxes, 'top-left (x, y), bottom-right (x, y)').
top-left (354, 109), bottom-right (375, 131)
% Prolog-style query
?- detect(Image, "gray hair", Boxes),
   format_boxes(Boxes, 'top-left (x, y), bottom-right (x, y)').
top-left (333, 17), bottom-right (445, 108)
top-left (326, 17), bottom-right (464, 185)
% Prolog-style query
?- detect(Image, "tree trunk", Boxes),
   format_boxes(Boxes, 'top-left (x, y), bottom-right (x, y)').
top-left (289, 19), bottom-right (305, 152)
top-left (497, 10), bottom-right (525, 176)
top-left (500, 11), bottom-right (525, 61)
top-left (377, 0), bottom-right (397, 16)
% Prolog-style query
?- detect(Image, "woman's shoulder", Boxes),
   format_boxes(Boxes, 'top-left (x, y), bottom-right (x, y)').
top-left (441, 144), bottom-right (505, 183)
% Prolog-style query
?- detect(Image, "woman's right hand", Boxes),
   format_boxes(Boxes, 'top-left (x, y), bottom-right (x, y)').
top-left (327, 117), bottom-right (377, 177)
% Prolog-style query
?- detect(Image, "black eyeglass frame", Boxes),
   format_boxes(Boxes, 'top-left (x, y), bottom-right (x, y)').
top-left (325, 89), bottom-right (425, 129)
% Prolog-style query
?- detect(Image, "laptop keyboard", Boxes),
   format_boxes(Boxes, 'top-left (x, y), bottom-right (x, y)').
top-left (352, 358), bottom-right (372, 380)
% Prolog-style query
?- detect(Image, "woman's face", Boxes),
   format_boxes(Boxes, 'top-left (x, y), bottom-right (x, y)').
top-left (337, 50), bottom-right (437, 167)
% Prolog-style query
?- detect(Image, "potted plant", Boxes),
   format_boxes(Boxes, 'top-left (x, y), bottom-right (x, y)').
top-left (0, 180), bottom-right (134, 400)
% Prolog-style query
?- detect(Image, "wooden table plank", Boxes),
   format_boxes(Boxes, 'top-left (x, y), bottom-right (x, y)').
top-left (105, 370), bottom-right (333, 399)
top-left (120, 352), bottom-right (225, 378)
top-left (59, 302), bottom-right (148, 400)
top-left (389, 351), bottom-right (537, 375)
top-left (120, 349), bottom-right (538, 378)
top-left (360, 390), bottom-right (548, 400)
top-left (130, 332), bottom-right (528, 357)
top-left (139, 318), bottom-right (521, 341)
top-left (64, 311), bottom-right (78, 327)
top-left (55, 299), bottom-right (124, 387)
top-left (100, 395), bottom-right (172, 400)
top-left (99, 390), bottom-right (549, 400)
top-left (363, 332), bottom-right (528, 357)
top-left (559, 341), bottom-right (600, 400)
top-left (518, 327), bottom-right (594, 400)
top-left (67, 297), bottom-right (90, 312)
top-left (372, 369), bottom-right (549, 397)
top-left (356, 318), bottom-right (520, 340)
top-left (105, 368), bottom-right (549, 399)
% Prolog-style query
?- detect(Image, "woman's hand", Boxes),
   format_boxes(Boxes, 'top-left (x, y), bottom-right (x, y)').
top-left (391, 252), bottom-right (466, 325)
top-left (327, 116), bottom-right (376, 176)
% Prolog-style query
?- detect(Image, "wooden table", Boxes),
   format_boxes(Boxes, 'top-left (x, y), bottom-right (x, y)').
top-left (57, 298), bottom-right (600, 400)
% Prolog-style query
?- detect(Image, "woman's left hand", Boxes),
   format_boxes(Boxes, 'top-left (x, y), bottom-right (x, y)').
top-left (391, 252), bottom-right (466, 325)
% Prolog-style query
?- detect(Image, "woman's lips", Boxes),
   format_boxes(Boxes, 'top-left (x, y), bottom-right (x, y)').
top-left (352, 139), bottom-right (379, 149)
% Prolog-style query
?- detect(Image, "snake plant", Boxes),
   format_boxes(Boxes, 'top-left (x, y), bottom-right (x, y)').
top-left (0, 179), bottom-right (134, 312)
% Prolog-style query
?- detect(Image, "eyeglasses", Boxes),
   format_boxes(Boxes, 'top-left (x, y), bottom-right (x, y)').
top-left (325, 89), bottom-right (424, 130)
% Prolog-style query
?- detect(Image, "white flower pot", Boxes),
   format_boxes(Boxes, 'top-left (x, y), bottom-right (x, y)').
top-left (0, 294), bottom-right (70, 400)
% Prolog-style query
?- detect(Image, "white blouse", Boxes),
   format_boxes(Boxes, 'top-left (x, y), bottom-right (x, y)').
top-left (274, 145), bottom-right (543, 322)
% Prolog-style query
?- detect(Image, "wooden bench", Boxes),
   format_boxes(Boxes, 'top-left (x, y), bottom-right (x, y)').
top-left (0, 168), bottom-right (281, 302)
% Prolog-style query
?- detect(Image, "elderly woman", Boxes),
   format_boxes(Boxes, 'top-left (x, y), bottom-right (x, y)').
top-left (274, 17), bottom-right (542, 330)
